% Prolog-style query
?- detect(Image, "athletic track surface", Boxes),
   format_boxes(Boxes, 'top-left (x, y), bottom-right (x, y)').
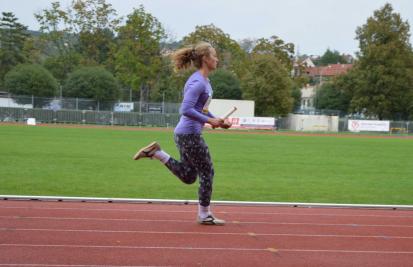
top-left (1, 200), bottom-right (413, 267)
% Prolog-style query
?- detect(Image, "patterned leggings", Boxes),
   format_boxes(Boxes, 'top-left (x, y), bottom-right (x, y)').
top-left (165, 134), bottom-right (214, 207)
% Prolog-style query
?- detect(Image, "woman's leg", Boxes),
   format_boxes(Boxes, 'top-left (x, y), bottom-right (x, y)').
top-left (135, 135), bottom-right (223, 225)
top-left (190, 136), bottom-right (214, 208)
top-left (187, 136), bottom-right (224, 225)
top-left (163, 134), bottom-right (198, 185)
top-left (166, 134), bottom-right (214, 206)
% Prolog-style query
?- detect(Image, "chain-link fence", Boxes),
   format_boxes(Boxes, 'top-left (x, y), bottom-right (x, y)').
top-left (0, 107), bottom-right (180, 127)
top-left (0, 95), bottom-right (180, 114)
top-left (2, 106), bottom-right (412, 134)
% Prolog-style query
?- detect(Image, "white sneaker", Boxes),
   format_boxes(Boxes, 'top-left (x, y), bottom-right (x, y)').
top-left (197, 215), bottom-right (225, 226)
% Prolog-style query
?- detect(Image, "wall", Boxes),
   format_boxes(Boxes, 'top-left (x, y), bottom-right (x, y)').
top-left (208, 99), bottom-right (255, 117)
top-left (287, 114), bottom-right (339, 132)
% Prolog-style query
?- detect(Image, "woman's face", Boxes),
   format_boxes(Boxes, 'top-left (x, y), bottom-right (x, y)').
top-left (204, 48), bottom-right (219, 71)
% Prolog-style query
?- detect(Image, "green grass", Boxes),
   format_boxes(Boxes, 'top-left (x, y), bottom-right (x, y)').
top-left (0, 124), bottom-right (412, 205)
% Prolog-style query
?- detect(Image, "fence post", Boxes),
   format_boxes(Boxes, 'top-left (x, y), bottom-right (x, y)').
top-left (76, 98), bottom-right (78, 110)
top-left (162, 92), bottom-right (165, 114)
top-left (32, 95), bottom-right (34, 108)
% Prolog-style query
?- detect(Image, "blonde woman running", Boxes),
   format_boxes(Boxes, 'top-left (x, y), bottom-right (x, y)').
top-left (133, 42), bottom-right (231, 225)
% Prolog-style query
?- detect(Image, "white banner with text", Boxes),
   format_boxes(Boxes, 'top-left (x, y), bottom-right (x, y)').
top-left (229, 117), bottom-right (275, 130)
top-left (348, 120), bottom-right (390, 132)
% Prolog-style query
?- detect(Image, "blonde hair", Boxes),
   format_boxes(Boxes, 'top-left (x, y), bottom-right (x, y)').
top-left (172, 42), bottom-right (214, 70)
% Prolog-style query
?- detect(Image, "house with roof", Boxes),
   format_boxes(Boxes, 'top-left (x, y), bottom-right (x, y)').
top-left (292, 57), bottom-right (316, 77)
top-left (305, 63), bottom-right (353, 84)
top-left (299, 63), bottom-right (353, 110)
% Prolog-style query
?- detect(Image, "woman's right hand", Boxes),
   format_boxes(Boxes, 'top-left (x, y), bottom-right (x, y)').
top-left (207, 118), bottom-right (224, 128)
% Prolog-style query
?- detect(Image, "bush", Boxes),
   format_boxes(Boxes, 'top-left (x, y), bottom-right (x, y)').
top-left (210, 69), bottom-right (242, 99)
top-left (43, 52), bottom-right (82, 83)
top-left (4, 64), bottom-right (58, 97)
top-left (63, 66), bottom-right (119, 101)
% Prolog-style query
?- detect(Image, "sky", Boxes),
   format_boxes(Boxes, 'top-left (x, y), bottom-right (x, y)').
top-left (1, 0), bottom-right (413, 56)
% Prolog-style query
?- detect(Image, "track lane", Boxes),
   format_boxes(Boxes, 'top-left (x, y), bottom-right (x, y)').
top-left (1, 200), bottom-right (412, 267)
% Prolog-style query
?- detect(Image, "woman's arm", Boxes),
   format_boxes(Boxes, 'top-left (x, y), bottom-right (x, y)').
top-left (180, 80), bottom-right (210, 123)
top-left (206, 111), bottom-right (216, 118)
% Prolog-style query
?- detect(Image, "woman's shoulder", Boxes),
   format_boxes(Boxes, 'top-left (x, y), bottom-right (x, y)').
top-left (185, 72), bottom-right (206, 91)
top-left (188, 71), bottom-right (204, 82)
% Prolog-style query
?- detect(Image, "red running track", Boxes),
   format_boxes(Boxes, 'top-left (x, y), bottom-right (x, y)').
top-left (0, 200), bottom-right (413, 267)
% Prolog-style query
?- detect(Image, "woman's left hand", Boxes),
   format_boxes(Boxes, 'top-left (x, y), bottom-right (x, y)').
top-left (220, 119), bottom-right (232, 129)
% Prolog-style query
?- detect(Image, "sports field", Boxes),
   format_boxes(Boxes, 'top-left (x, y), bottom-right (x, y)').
top-left (0, 124), bottom-right (412, 205)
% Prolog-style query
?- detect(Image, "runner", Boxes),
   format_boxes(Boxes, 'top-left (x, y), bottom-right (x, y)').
top-left (133, 42), bottom-right (231, 225)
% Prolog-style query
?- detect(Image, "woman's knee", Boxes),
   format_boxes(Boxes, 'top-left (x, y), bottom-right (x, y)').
top-left (181, 173), bottom-right (197, 184)
top-left (183, 177), bottom-right (197, 184)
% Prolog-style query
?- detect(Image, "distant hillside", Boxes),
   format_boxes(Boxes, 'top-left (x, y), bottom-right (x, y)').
top-left (27, 30), bottom-right (41, 37)
top-left (161, 41), bottom-right (182, 50)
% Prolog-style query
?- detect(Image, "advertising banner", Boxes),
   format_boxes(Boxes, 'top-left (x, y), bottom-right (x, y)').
top-left (229, 117), bottom-right (275, 130)
top-left (114, 102), bottom-right (134, 112)
top-left (348, 120), bottom-right (390, 132)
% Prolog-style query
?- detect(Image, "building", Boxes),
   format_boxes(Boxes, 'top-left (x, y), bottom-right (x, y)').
top-left (300, 63), bottom-right (353, 110)
top-left (300, 84), bottom-right (317, 110)
top-left (292, 57), bottom-right (316, 77)
top-left (305, 63), bottom-right (353, 83)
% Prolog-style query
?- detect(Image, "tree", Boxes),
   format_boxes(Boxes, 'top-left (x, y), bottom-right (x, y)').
top-left (113, 6), bottom-right (166, 102)
top-left (0, 12), bottom-right (29, 89)
top-left (242, 54), bottom-right (294, 116)
top-left (252, 36), bottom-right (295, 70)
top-left (182, 24), bottom-right (246, 71)
top-left (63, 66), bottom-right (119, 101)
top-left (291, 86), bottom-right (302, 111)
top-left (35, 0), bottom-right (120, 70)
top-left (314, 82), bottom-right (350, 111)
top-left (71, 0), bottom-right (120, 65)
top-left (317, 49), bottom-right (347, 66)
top-left (291, 66), bottom-right (309, 112)
top-left (351, 3), bottom-right (413, 120)
top-left (35, 2), bottom-right (74, 57)
top-left (4, 64), bottom-right (58, 107)
top-left (43, 52), bottom-right (82, 84)
top-left (238, 38), bottom-right (258, 53)
top-left (35, 2), bottom-right (81, 82)
top-left (150, 57), bottom-right (186, 103)
top-left (22, 34), bottom-right (44, 64)
top-left (209, 69), bottom-right (242, 99)
top-left (331, 69), bottom-right (359, 113)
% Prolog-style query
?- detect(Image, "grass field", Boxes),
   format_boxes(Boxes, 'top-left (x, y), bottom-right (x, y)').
top-left (0, 124), bottom-right (412, 205)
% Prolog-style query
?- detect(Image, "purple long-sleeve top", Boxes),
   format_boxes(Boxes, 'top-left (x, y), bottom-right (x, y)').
top-left (174, 71), bottom-right (215, 134)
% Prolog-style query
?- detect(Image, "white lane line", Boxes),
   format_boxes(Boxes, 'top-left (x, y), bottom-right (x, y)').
top-left (1, 228), bottom-right (413, 239)
top-left (235, 221), bottom-right (413, 228)
top-left (0, 266), bottom-right (160, 267)
top-left (1, 206), bottom-right (412, 219)
top-left (1, 244), bottom-right (413, 255)
top-left (278, 249), bottom-right (413, 254)
top-left (1, 215), bottom-right (413, 228)
top-left (0, 244), bottom-right (266, 252)
top-left (0, 216), bottom-right (190, 223)
top-left (1, 195), bottom-right (413, 210)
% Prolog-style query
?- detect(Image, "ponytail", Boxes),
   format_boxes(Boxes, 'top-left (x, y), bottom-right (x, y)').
top-left (172, 42), bottom-right (213, 70)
